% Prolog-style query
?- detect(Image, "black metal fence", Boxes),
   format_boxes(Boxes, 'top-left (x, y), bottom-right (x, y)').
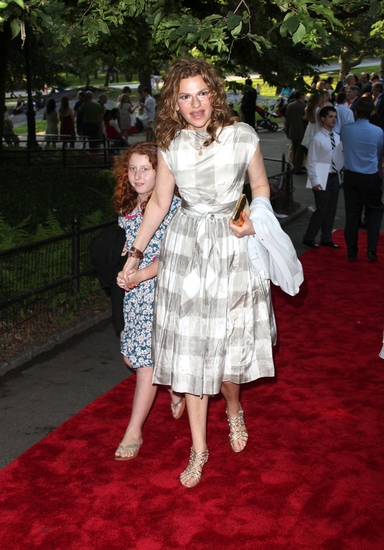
top-left (265, 154), bottom-right (294, 204)
top-left (0, 137), bottom-right (126, 168)
top-left (0, 155), bottom-right (293, 352)
top-left (0, 217), bottom-right (115, 352)
top-left (244, 154), bottom-right (293, 206)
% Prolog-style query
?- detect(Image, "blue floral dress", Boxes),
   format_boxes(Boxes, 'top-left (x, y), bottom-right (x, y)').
top-left (118, 196), bottom-right (180, 368)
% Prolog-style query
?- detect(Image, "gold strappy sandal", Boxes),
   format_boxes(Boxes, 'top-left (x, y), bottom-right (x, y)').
top-left (180, 448), bottom-right (209, 488)
top-left (226, 405), bottom-right (248, 453)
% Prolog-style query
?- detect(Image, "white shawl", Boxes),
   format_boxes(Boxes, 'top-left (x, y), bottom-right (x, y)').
top-left (246, 197), bottom-right (304, 296)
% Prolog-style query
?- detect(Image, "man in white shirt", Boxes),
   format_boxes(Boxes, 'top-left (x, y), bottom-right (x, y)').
top-left (302, 106), bottom-right (343, 249)
top-left (334, 91), bottom-right (355, 134)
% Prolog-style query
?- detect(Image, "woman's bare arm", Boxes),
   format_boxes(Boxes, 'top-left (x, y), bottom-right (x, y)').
top-left (121, 151), bottom-right (176, 279)
top-left (229, 144), bottom-right (270, 237)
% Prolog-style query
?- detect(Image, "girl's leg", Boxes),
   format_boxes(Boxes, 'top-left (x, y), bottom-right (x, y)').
top-left (180, 394), bottom-right (209, 488)
top-left (115, 363), bottom-right (157, 460)
top-left (220, 381), bottom-right (248, 453)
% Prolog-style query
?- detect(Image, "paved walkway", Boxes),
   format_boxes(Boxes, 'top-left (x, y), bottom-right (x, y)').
top-left (0, 127), bottom-right (382, 469)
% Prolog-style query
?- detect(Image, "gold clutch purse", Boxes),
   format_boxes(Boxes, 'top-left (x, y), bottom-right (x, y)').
top-left (231, 194), bottom-right (250, 226)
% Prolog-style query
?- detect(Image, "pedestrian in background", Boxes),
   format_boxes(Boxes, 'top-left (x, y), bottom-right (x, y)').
top-left (58, 97), bottom-right (75, 148)
top-left (303, 106), bottom-right (343, 250)
top-left (341, 96), bottom-right (384, 261)
top-left (241, 78), bottom-right (257, 128)
top-left (43, 98), bottom-right (59, 148)
top-left (3, 106), bottom-right (20, 147)
top-left (285, 90), bottom-right (307, 174)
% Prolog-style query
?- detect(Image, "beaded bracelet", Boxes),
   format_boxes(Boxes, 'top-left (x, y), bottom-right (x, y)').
top-left (128, 246), bottom-right (144, 259)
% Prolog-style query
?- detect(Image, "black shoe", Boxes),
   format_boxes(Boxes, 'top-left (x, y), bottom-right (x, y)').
top-left (321, 241), bottom-right (341, 249)
top-left (347, 256), bottom-right (357, 261)
top-left (302, 240), bottom-right (320, 249)
top-left (366, 252), bottom-right (378, 261)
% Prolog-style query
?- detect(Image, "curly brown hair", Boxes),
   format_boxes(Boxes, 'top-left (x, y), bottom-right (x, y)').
top-left (112, 142), bottom-right (158, 216)
top-left (155, 58), bottom-right (235, 150)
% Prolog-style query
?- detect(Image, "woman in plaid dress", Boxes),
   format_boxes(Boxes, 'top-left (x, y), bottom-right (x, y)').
top-left (118, 59), bottom-right (276, 487)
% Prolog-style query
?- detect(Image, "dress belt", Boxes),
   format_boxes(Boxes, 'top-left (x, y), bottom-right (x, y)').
top-left (181, 198), bottom-right (237, 218)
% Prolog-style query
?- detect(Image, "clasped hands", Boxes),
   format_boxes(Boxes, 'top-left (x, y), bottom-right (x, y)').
top-left (117, 257), bottom-right (140, 291)
top-left (117, 214), bottom-right (255, 288)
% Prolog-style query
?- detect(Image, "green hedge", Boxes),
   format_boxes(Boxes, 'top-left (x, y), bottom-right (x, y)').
top-left (0, 165), bottom-right (116, 232)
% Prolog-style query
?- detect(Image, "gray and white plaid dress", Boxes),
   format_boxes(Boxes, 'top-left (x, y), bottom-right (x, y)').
top-left (152, 122), bottom-right (276, 396)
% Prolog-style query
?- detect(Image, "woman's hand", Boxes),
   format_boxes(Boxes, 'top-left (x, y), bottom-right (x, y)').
top-left (229, 212), bottom-right (255, 238)
top-left (116, 257), bottom-right (140, 289)
top-left (116, 269), bottom-right (139, 291)
top-left (117, 260), bottom-right (139, 290)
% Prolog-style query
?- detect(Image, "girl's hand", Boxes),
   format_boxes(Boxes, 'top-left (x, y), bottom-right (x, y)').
top-left (116, 270), bottom-right (138, 291)
top-left (116, 257), bottom-right (140, 289)
top-left (122, 257), bottom-right (140, 280)
top-left (229, 212), bottom-right (255, 238)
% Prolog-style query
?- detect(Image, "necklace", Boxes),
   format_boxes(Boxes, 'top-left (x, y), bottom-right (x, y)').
top-left (187, 130), bottom-right (208, 156)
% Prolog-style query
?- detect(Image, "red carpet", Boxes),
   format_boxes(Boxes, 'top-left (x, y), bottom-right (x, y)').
top-left (0, 230), bottom-right (383, 550)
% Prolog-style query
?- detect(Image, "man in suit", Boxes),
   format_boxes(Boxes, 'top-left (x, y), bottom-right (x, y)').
top-left (302, 106), bottom-right (342, 249)
top-left (347, 85), bottom-right (361, 114)
top-left (285, 91), bottom-right (307, 174)
top-left (372, 82), bottom-right (384, 129)
top-left (341, 96), bottom-right (384, 261)
top-left (334, 91), bottom-right (355, 134)
top-left (241, 78), bottom-right (257, 129)
top-left (360, 73), bottom-right (380, 95)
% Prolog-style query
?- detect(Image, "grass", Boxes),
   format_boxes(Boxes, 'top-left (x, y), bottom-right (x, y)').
top-left (14, 120), bottom-right (46, 134)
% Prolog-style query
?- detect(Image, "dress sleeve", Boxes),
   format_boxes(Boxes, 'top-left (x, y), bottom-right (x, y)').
top-left (160, 148), bottom-right (175, 175)
top-left (234, 123), bottom-right (260, 166)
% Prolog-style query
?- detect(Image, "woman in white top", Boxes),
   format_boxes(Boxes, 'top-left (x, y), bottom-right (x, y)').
top-left (301, 92), bottom-right (331, 149)
top-left (117, 93), bottom-right (133, 140)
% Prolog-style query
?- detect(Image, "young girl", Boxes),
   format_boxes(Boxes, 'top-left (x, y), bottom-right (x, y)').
top-left (113, 142), bottom-right (183, 461)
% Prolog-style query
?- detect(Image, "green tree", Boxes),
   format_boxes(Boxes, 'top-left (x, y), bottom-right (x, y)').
top-left (2, 0), bottom-right (384, 145)
top-left (317, 2), bottom-right (384, 78)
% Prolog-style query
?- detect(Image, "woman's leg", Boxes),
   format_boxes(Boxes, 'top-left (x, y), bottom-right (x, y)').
top-left (220, 381), bottom-right (248, 453)
top-left (180, 394), bottom-right (209, 488)
top-left (115, 363), bottom-right (158, 460)
top-left (168, 388), bottom-right (186, 420)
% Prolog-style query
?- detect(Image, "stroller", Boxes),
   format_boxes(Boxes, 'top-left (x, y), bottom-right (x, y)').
top-left (255, 101), bottom-right (281, 132)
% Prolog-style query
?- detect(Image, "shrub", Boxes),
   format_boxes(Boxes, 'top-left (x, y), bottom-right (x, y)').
top-left (0, 165), bottom-right (115, 231)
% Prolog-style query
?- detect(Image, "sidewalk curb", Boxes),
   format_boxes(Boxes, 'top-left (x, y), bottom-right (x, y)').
top-left (0, 308), bottom-right (112, 377)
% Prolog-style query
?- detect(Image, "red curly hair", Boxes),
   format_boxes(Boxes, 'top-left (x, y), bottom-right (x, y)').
top-left (112, 142), bottom-right (158, 216)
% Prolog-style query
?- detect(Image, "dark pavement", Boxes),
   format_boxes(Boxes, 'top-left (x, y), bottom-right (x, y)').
top-left (0, 127), bottom-right (381, 469)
